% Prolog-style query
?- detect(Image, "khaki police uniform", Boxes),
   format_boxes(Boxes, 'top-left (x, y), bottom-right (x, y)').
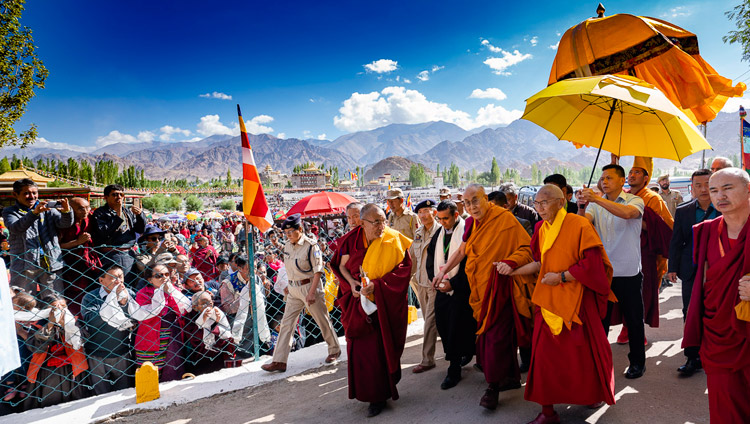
top-left (659, 189), bottom-right (683, 218)
top-left (273, 234), bottom-right (340, 363)
top-left (388, 208), bottom-right (419, 240)
top-left (409, 219), bottom-right (440, 367)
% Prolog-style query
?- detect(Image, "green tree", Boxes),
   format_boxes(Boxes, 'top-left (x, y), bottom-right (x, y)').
top-left (490, 157), bottom-right (500, 185)
top-left (226, 168), bottom-right (232, 186)
top-left (166, 195), bottom-right (182, 211)
top-left (724, 2), bottom-right (750, 61)
top-left (0, 157), bottom-right (10, 173)
top-left (185, 195), bottom-right (203, 212)
top-left (0, 0), bottom-right (49, 147)
top-left (219, 199), bottom-right (235, 210)
top-left (142, 194), bottom-right (167, 213)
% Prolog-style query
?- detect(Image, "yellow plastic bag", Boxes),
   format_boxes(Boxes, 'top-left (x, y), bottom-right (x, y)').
top-left (407, 305), bottom-right (418, 324)
top-left (324, 268), bottom-right (338, 312)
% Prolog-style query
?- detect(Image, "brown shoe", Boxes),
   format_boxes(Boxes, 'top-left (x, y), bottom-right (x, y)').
top-left (412, 364), bottom-right (436, 374)
top-left (325, 351), bottom-right (341, 364)
top-left (479, 387), bottom-right (499, 410)
top-left (261, 362), bottom-right (287, 372)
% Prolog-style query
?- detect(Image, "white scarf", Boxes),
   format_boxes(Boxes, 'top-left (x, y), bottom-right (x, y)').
top-left (231, 279), bottom-right (271, 343)
top-left (14, 307), bottom-right (83, 350)
top-left (434, 217), bottom-right (465, 285)
top-left (196, 307), bottom-right (232, 350)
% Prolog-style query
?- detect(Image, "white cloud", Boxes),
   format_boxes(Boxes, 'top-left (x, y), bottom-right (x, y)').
top-left (276, 132), bottom-right (286, 139)
top-left (196, 114), bottom-right (274, 137)
top-left (417, 70), bottom-right (430, 82)
top-left (364, 59), bottom-right (398, 74)
top-left (549, 41), bottom-right (560, 50)
top-left (333, 86), bottom-right (522, 132)
top-left (473, 104), bottom-right (523, 128)
top-left (317, 134), bottom-right (327, 140)
top-left (529, 36), bottom-right (538, 46)
top-left (158, 125), bottom-right (191, 141)
top-left (721, 97), bottom-right (750, 113)
top-left (403, 78), bottom-right (412, 84)
top-left (199, 91), bottom-right (233, 100)
top-left (484, 50), bottom-right (533, 75)
top-left (32, 137), bottom-right (89, 153)
top-left (481, 39), bottom-right (502, 53)
top-left (431, 65), bottom-right (445, 73)
top-left (137, 131), bottom-right (156, 142)
top-left (662, 6), bottom-right (691, 18)
top-left (96, 130), bottom-right (140, 147)
top-left (469, 88), bottom-right (508, 101)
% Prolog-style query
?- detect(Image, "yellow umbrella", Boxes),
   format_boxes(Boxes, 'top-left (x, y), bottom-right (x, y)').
top-left (186, 212), bottom-right (200, 220)
top-left (522, 74), bottom-right (712, 184)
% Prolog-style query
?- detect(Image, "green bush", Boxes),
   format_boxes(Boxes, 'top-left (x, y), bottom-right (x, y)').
top-left (219, 199), bottom-right (236, 210)
top-left (185, 195), bottom-right (203, 212)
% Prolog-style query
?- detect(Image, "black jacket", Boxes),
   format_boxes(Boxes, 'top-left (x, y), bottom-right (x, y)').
top-left (668, 199), bottom-right (720, 282)
top-left (91, 205), bottom-right (146, 247)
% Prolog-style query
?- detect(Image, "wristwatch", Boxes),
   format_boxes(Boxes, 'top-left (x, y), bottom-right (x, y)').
top-left (560, 271), bottom-right (567, 283)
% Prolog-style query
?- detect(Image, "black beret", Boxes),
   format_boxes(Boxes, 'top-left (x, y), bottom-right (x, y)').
top-left (414, 199), bottom-right (437, 213)
top-left (281, 213), bottom-right (302, 230)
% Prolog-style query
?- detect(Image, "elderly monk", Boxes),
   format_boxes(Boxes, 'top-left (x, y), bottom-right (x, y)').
top-left (510, 185), bottom-right (615, 424)
top-left (683, 168), bottom-right (750, 423)
top-left (433, 184), bottom-right (535, 411)
top-left (616, 156), bottom-right (673, 344)
top-left (331, 203), bottom-right (412, 418)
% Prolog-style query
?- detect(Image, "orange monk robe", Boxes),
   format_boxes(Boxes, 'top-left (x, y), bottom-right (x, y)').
top-left (525, 211), bottom-right (616, 406)
top-left (464, 204), bottom-right (536, 384)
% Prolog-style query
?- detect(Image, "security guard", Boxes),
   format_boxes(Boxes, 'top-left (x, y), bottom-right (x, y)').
top-left (386, 188), bottom-right (419, 239)
top-left (410, 199), bottom-right (441, 374)
top-left (261, 214), bottom-right (341, 372)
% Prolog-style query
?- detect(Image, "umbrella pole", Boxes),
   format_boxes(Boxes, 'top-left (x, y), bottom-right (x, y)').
top-left (587, 99), bottom-right (618, 187)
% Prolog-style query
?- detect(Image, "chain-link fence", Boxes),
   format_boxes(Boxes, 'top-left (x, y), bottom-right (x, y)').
top-left (0, 221), bottom-right (419, 415)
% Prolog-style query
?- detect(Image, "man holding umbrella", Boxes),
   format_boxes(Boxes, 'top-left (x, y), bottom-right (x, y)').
top-left (579, 164), bottom-right (647, 379)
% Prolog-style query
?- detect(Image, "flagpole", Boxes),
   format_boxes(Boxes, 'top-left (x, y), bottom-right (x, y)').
top-left (741, 106), bottom-right (746, 170)
top-left (245, 220), bottom-right (260, 361)
top-left (701, 124), bottom-right (707, 169)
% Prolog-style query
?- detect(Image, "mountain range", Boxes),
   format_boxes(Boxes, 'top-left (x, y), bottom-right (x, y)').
top-left (3, 112), bottom-right (744, 181)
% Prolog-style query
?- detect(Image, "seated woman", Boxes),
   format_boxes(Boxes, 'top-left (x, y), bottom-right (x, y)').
top-left (131, 264), bottom-right (191, 382)
top-left (23, 294), bottom-right (89, 409)
top-left (184, 291), bottom-right (236, 375)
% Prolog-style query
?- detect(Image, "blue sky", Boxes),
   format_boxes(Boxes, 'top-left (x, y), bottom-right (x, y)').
top-left (13, 0), bottom-right (750, 151)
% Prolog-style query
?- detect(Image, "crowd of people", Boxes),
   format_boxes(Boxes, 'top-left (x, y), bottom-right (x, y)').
top-left (2, 154), bottom-right (750, 423)
top-left (0, 181), bottom-right (349, 413)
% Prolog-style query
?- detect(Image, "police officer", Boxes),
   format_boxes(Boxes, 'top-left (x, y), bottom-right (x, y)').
top-left (261, 214), bottom-right (341, 372)
top-left (410, 199), bottom-right (441, 374)
top-left (385, 188), bottom-right (419, 239)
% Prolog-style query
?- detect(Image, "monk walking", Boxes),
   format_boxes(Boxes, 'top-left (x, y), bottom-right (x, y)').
top-left (331, 204), bottom-right (412, 418)
top-left (434, 184), bottom-right (535, 410)
top-left (684, 168), bottom-right (750, 423)
top-left (510, 185), bottom-right (615, 424)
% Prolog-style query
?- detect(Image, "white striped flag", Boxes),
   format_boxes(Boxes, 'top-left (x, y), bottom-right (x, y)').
top-left (238, 105), bottom-right (273, 232)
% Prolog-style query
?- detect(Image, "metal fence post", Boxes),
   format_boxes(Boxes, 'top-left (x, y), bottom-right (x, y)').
top-left (245, 221), bottom-right (260, 361)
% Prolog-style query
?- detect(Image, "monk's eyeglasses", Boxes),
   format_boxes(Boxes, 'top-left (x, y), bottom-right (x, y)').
top-left (463, 198), bottom-right (481, 208)
top-left (533, 199), bottom-right (561, 208)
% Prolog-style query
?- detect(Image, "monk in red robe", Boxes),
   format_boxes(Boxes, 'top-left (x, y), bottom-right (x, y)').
top-left (612, 156), bottom-right (673, 343)
top-left (511, 185), bottom-right (615, 424)
top-left (434, 184), bottom-right (535, 411)
top-left (684, 168), bottom-right (750, 423)
top-left (331, 203), bottom-right (412, 418)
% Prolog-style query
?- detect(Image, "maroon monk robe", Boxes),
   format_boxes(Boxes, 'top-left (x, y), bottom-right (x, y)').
top-left (524, 232), bottom-right (615, 406)
top-left (608, 207), bottom-right (671, 328)
top-left (684, 217), bottom-right (750, 423)
top-left (331, 227), bottom-right (412, 403)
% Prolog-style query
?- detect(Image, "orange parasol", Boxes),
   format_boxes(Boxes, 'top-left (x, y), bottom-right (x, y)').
top-left (549, 10), bottom-right (745, 125)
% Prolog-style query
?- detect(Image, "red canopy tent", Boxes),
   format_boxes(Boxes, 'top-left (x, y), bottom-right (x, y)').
top-left (286, 191), bottom-right (357, 218)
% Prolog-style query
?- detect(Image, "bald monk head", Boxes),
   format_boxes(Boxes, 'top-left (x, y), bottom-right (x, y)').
top-left (534, 184), bottom-right (566, 224)
top-left (360, 203), bottom-right (386, 242)
top-left (710, 156), bottom-right (733, 173)
top-left (69, 197), bottom-right (91, 222)
top-left (463, 184), bottom-right (491, 221)
top-left (709, 168), bottom-right (750, 217)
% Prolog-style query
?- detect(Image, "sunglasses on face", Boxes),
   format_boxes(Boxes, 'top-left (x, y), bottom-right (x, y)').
top-left (151, 272), bottom-right (169, 279)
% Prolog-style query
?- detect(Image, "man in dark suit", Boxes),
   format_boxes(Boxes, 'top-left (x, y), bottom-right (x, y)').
top-left (668, 168), bottom-right (717, 377)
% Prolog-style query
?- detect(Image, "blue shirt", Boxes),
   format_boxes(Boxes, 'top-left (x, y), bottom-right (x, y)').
top-left (695, 203), bottom-right (718, 223)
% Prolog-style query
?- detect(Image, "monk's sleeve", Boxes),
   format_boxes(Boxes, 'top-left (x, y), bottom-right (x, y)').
top-left (530, 224), bottom-right (542, 262)
top-left (504, 224), bottom-right (533, 269)
top-left (643, 207), bottom-right (672, 258)
top-left (568, 248), bottom-right (610, 296)
top-left (683, 221), bottom-right (711, 348)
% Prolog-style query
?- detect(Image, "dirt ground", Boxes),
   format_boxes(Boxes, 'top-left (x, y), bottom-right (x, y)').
top-left (107, 285), bottom-right (708, 424)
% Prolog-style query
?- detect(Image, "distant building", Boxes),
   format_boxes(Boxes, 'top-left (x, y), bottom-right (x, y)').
top-left (260, 164), bottom-right (289, 189)
top-left (291, 166), bottom-right (330, 189)
top-left (0, 166), bottom-right (55, 188)
top-left (377, 173), bottom-right (392, 186)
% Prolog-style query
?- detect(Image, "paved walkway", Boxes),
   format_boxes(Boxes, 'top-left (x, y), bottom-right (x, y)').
top-left (107, 284), bottom-right (709, 424)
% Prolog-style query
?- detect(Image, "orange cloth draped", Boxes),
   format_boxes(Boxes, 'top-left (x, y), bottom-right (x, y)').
top-left (549, 14), bottom-right (745, 125)
top-left (464, 204), bottom-right (535, 335)
top-left (532, 213), bottom-right (614, 331)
